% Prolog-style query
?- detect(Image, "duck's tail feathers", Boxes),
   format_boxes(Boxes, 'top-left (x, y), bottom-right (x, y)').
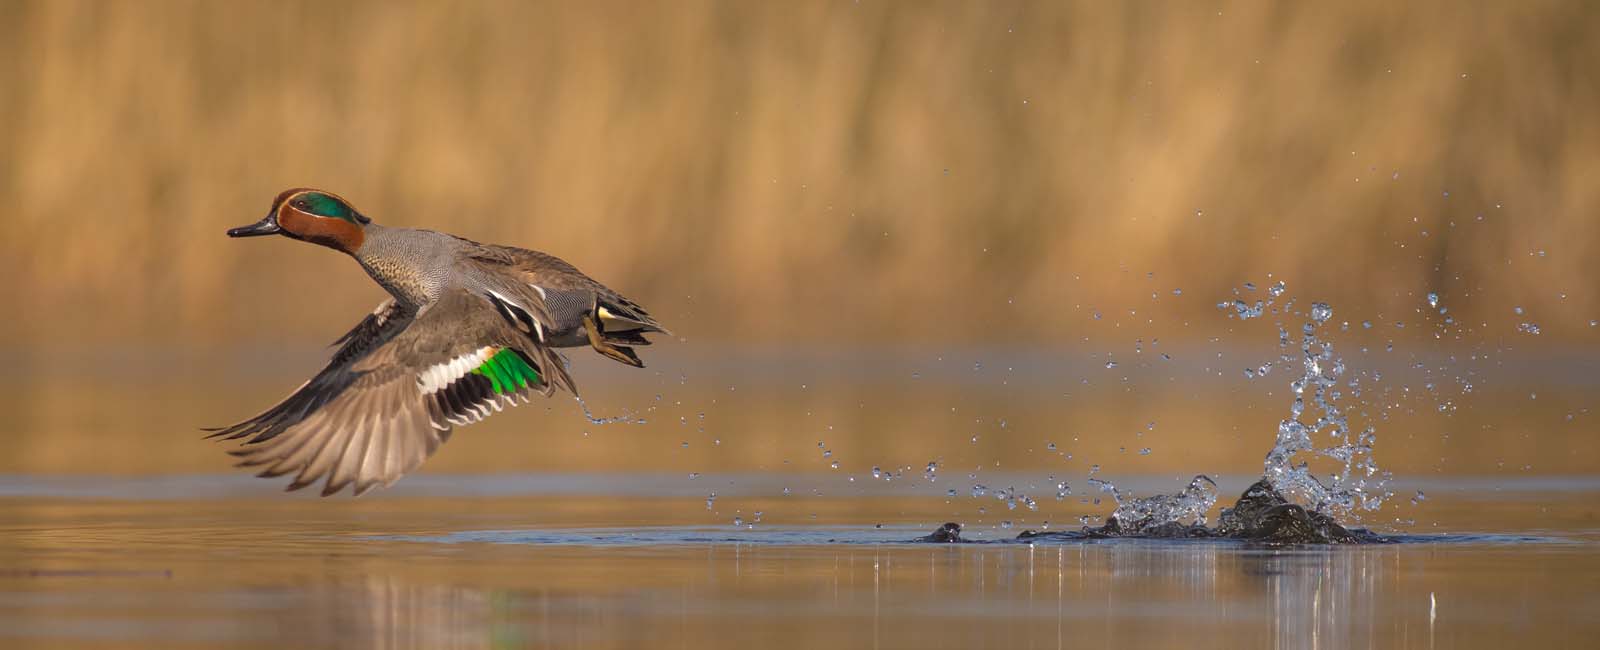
top-left (597, 296), bottom-right (669, 337)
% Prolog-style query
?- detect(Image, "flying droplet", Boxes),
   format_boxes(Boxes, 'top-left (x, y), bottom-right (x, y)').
top-left (1310, 303), bottom-right (1333, 324)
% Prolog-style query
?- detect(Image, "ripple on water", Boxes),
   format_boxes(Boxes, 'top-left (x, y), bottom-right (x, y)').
top-left (373, 525), bottom-right (1575, 549)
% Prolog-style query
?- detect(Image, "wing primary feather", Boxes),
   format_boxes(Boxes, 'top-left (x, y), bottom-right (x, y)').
top-left (325, 393), bottom-right (379, 496)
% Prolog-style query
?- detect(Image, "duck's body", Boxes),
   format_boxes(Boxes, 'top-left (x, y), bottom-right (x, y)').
top-left (209, 189), bottom-right (666, 496)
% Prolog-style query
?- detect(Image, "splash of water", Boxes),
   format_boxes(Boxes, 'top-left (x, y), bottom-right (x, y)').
top-left (1108, 475), bottom-right (1219, 533)
top-left (1081, 283), bottom-right (1390, 535)
top-left (574, 396), bottom-right (642, 425)
top-left (1261, 296), bottom-right (1391, 517)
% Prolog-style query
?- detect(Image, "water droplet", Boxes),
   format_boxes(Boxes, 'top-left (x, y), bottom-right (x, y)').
top-left (1426, 292), bottom-right (1440, 308)
top-left (1139, 448), bottom-right (1152, 456)
top-left (871, 466), bottom-right (883, 479)
top-left (829, 461), bottom-right (840, 470)
top-left (1517, 322), bottom-right (1542, 335)
top-left (1310, 302), bottom-right (1333, 324)
top-left (1227, 299), bottom-right (1265, 319)
top-left (732, 516), bottom-right (743, 527)
top-left (1411, 490), bottom-right (1427, 505)
top-left (1514, 306), bottom-right (1525, 315)
top-left (1104, 361), bottom-right (1118, 369)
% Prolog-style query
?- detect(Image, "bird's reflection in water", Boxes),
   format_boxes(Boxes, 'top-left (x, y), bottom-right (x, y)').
top-left (255, 541), bottom-right (1459, 650)
top-left (294, 576), bottom-right (496, 650)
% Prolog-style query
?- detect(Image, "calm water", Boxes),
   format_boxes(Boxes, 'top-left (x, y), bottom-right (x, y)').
top-left (1, 332), bottom-right (1597, 648)
top-left (0, 475), bottom-right (1596, 649)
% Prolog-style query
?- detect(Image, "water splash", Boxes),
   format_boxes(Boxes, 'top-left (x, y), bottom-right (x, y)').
top-left (574, 396), bottom-right (642, 425)
top-left (1108, 475), bottom-right (1219, 534)
top-left (1259, 290), bottom-right (1390, 517)
top-left (1074, 282), bottom-right (1390, 536)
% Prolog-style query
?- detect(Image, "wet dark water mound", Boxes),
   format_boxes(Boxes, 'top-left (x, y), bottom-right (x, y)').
top-left (917, 480), bottom-right (1390, 545)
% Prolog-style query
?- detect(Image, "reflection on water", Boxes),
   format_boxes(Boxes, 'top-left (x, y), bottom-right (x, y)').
top-left (0, 335), bottom-right (1595, 647)
top-left (0, 488), bottom-right (1595, 649)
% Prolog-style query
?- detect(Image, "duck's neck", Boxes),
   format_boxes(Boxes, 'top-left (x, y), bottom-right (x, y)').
top-left (351, 224), bottom-right (449, 307)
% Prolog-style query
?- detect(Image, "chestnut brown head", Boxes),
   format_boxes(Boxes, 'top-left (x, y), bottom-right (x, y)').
top-left (228, 188), bottom-right (370, 253)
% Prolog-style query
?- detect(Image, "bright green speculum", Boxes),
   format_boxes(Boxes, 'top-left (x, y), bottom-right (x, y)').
top-left (471, 348), bottom-right (539, 393)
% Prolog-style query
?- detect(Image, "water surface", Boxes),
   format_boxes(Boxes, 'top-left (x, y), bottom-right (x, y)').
top-left (1, 475), bottom-right (1595, 649)
top-left (2, 335), bottom-right (1597, 647)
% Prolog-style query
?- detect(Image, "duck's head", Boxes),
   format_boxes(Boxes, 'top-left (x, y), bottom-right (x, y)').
top-left (229, 188), bottom-right (371, 253)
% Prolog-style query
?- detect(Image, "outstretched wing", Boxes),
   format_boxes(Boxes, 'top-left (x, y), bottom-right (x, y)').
top-left (205, 299), bottom-right (416, 446)
top-left (210, 288), bottom-right (574, 496)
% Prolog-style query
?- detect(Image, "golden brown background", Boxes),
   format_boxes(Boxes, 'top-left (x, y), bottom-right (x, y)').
top-left (2, 0), bottom-right (1597, 345)
top-left (0, 0), bottom-right (1596, 479)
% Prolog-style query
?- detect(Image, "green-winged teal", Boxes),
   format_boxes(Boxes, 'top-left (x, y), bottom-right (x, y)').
top-left (208, 188), bottom-right (667, 496)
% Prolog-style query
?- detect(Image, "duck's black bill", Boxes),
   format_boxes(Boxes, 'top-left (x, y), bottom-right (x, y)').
top-left (227, 215), bottom-right (282, 238)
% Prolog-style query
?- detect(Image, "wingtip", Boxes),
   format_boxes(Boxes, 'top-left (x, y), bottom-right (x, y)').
top-left (201, 426), bottom-right (234, 440)
top-left (320, 480), bottom-right (349, 497)
top-left (285, 478), bottom-right (315, 493)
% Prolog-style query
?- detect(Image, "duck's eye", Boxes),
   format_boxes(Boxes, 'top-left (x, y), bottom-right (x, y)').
top-left (293, 199), bottom-right (309, 210)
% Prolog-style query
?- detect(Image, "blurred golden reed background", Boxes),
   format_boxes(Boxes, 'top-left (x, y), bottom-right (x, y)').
top-left (1, 0), bottom-right (1597, 346)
